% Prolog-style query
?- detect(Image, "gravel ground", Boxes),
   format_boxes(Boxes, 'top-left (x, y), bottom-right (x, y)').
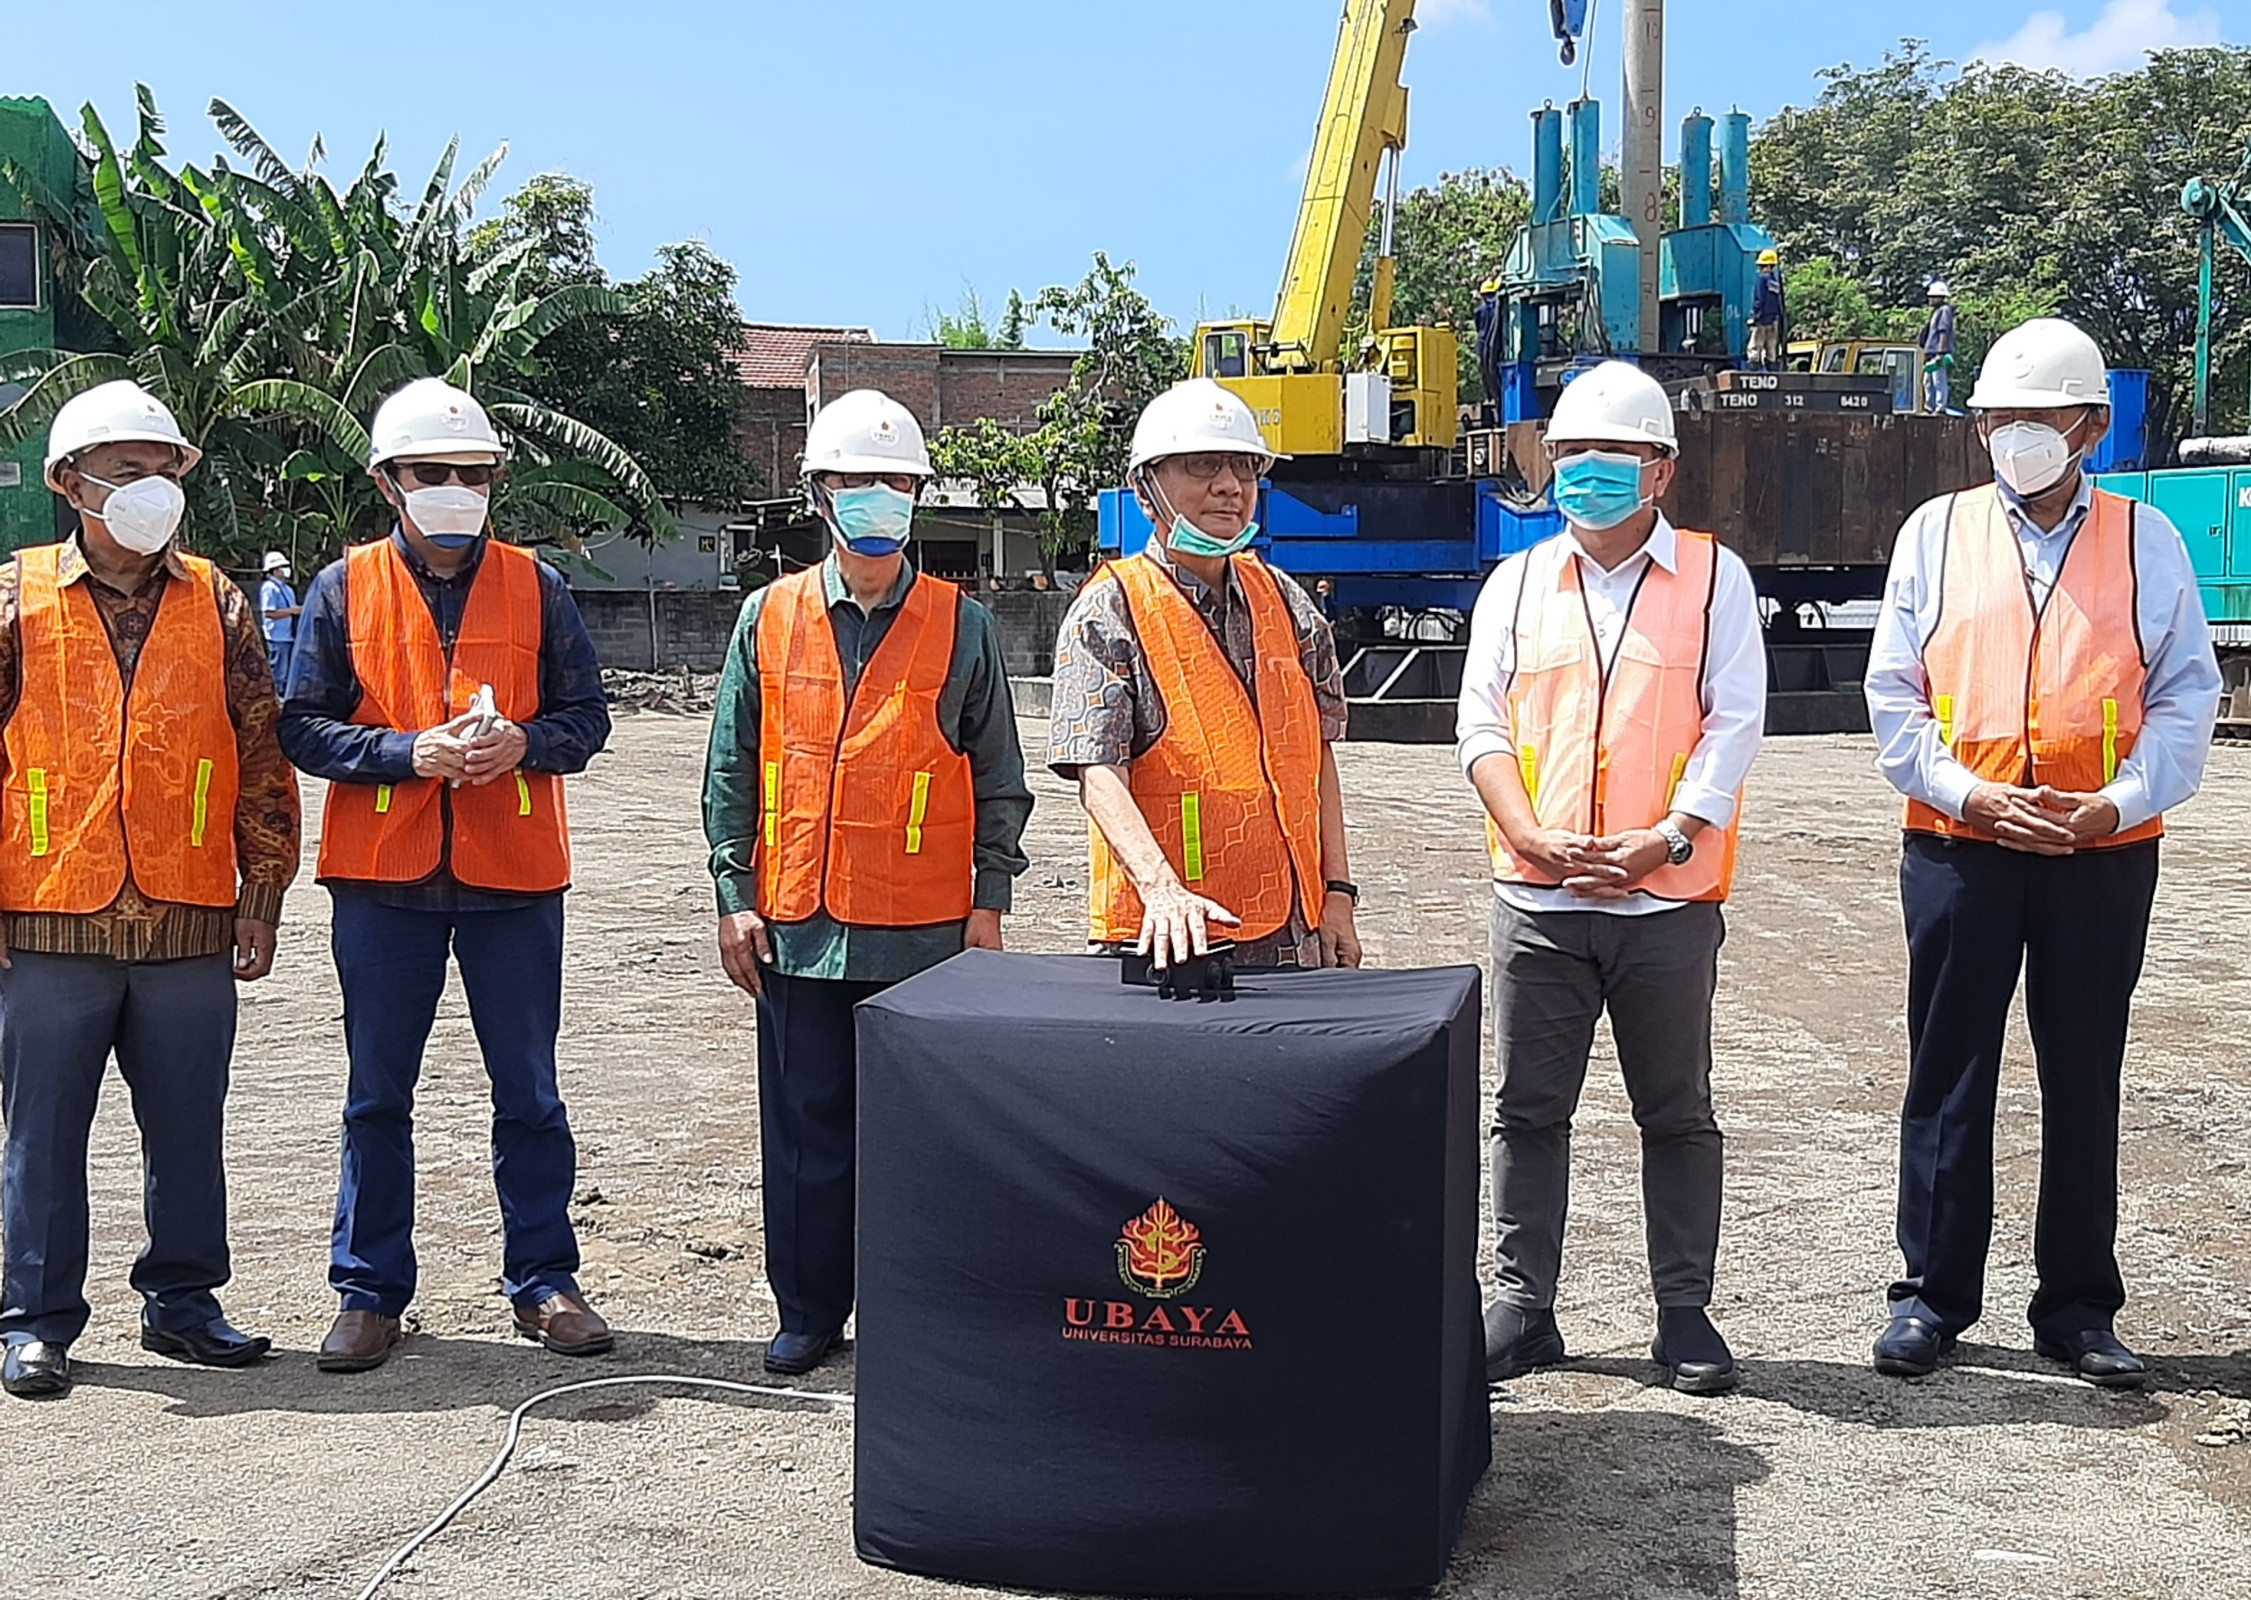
top-left (4, 718), bottom-right (2250, 1599)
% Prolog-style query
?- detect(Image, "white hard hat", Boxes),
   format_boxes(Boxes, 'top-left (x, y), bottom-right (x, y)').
top-left (1129, 378), bottom-right (1284, 474)
top-left (1546, 361), bottom-right (1678, 454)
top-left (44, 379), bottom-right (203, 489)
top-left (1968, 318), bottom-right (2110, 411)
top-left (1927, 280), bottom-right (1952, 299)
top-left (263, 550), bottom-right (289, 572)
top-left (802, 389), bottom-right (934, 478)
top-left (368, 377), bottom-right (505, 468)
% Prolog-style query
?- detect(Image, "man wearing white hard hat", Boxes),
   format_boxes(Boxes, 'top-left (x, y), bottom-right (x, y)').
top-left (1921, 282), bottom-right (1957, 414)
top-left (258, 550), bottom-right (300, 689)
top-left (1049, 377), bottom-right (1360, 974)
top-left (0, 380), bottom-right (301, 1398)
top-left (1456, 360), bottom-right (1766, 1395)
top-left (1864, 318), bottom-right (2218, 1388)
top-left (703, 389), bottom-right (1030, 1375)
top-left (278, 376), bottom-right (615, 1374)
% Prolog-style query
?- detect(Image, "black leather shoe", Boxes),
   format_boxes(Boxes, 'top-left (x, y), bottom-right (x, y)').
top-left (2, 1340), bottom-right (71, 1399)
top-left (1484, 1302), bottom-right (1566, 1382)
top-left (2034, 1328), bottom-right (2148, 1390)
top-left (141, 1316), bottom-right (272, 1369)
top-left (1872, 1314), bottom-right (1957, 1377)
top-left (1652, 1307), bottom-right (1738, 1395)
top-left (763, 1330), bottom-right (840, 1376)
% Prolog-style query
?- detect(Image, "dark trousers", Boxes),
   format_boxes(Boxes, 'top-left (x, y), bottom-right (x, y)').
top-left (1890, 835), bottom-right (2159, 1341)
top-left (756, 969), bottom-right (889, 1337)
top-left (1489, 898), bottom-right (1726, 1311)
top-left (0, 952), bottom-right (237, 1345)
top-left (328, 892), bottom-right (582, 1315)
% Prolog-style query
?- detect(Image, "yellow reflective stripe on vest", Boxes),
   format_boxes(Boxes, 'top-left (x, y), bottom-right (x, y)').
top-left (191, 758), bottom-right (214, 847)
top-left (1666, 752), bottom-right (1689, 810)
top-left (1518, 744), bottom-right (1539, 807)
top-left (2102, 698), bottom-right (2121, 784)
top-left (763, 760), bottom-right (780, 847)
top-left (1181, 792), bottom-right (1206, 882)
top-left (1935, 693), bottom-right (1956, 749)
top-left (515, 769), bottom-right (533, 817)
top-left (25, 768), bottom-right (48, 858)
top-left (374, 783), bottom-right (393, 815)
top-left (906, 770), bottom-right (932, 856)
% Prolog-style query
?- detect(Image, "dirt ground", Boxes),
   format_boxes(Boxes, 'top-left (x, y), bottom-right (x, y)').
top-left (6, 715), bottom-right (2251, 1599)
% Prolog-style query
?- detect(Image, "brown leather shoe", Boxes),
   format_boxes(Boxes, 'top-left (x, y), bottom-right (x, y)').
top-left (512, 1291), bottom-right (613, 1356)
top-left (317, 1310), bottom-right (403, 1373)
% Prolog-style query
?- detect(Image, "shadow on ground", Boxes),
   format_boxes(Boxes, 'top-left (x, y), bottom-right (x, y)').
top-left (67, 1328), bottom-right (855, 1420)
top-left (1447, 1407), bottom-right (1768, 1598)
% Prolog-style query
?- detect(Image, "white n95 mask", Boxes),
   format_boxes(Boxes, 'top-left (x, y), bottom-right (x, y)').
top-left (80, 473), bottom-right (186, 554)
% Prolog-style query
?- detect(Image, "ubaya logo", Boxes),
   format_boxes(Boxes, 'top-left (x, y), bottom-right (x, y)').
top-left (1117, 1198), bottom-right (1203, 1297)
top-left (1061, 1198), bottom-right (1253, 1352)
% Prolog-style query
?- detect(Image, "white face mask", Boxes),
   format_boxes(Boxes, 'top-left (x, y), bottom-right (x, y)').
top-left (1987, 420), bottom-right (2076, 497)
top-left (79, 473), bottom-right (186, 554)
top-left (400, 483), bottom-right (489, 545)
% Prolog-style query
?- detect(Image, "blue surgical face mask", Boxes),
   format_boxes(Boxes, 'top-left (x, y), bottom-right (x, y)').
top-left (1550, 449), bottom-right (1652, 531)
top-left (829, 483), bottom-right (916, 556)
top-left (1166, 514), bottom-right (1259, 559)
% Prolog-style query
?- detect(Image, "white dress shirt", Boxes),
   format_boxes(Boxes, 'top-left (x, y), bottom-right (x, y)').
top-left (1864, 475), bottom-right (2220, 832)
top-left (1456, 515), bottom-right (1769, 917)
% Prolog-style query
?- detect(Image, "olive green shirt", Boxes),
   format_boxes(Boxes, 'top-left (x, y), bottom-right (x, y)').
top-left (702, 555), bottom-right (1033, 983)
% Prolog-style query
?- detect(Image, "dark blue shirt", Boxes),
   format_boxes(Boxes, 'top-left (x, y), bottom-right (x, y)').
top-left (279, 530), bottom-right (612, 911)
top-left (1752, 267), bottom-right (1785, 326)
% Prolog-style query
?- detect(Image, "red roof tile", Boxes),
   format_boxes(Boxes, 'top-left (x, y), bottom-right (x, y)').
top-left (731, 323), bottom-right (876, 389)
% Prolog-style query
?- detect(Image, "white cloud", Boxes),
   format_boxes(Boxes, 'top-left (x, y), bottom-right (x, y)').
top-left (1969, 0), bottom-right (2222, 77)
top-left (1417, 0), bottom-right (1493, 26)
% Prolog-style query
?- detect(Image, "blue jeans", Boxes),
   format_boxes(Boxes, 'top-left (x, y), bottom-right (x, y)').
top-left (0, 951), bottom-right (238, 1345)
top-left (328, 890), bottom-right (582, 1315)
top-left (266, 638), bottom-right (293, 692)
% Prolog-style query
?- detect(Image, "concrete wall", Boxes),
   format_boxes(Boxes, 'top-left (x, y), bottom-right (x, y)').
top-left (572, 582), bottom-right (1075, 678)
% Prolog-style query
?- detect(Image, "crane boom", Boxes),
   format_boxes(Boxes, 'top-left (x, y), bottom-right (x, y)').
top-left (1268, 0), bottom-right (1415, 374)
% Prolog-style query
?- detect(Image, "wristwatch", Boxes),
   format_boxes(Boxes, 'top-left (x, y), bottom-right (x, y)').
top-left (1324, 878), bottom-right (1361, 904)
top-left (1653, 820), bottom-right (1694, 867)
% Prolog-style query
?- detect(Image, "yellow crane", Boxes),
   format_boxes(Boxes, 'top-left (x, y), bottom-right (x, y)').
top-left (1192, 0), bottom-right (1458, 457)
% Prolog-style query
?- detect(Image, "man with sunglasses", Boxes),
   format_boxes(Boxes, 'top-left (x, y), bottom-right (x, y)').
top-left (1050, 378), bottom-right (1359, 973)
top-left (279, 377), bottom-right (614, 1375)
top-left (704, 388), bottom-right (1031, 1375)
top-left (0, 381), bottom-right (300, 1399)
top-left (1456, 361), bottom-right (1765, 1396)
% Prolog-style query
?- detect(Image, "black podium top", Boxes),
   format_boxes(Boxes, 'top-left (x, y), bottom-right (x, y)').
top-left (853, 951), bottom-right (1489, 1595)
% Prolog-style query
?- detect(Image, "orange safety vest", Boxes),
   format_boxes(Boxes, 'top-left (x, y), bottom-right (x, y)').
top-left (1492, 528), bottom-right (1742, 903)
top-left (0, 544), bottom-right (240, 913)
top-left (1907, 483), bottom-right (2161, 847)
top-left (1087, 552), bottom-right (1325, 945)
top-left (316, 538), bottom-right (572, 892)
top-left (755, 566), bottom-right (976, 927)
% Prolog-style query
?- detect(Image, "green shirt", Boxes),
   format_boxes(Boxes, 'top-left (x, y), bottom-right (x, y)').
top-left (702, 555), bottom-right (1034, 983)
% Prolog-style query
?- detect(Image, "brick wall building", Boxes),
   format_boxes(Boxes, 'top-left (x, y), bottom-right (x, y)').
top-left (805, 343), bottom-right (1078, 436)
top-left (729, 322), bottom-right (876, 491)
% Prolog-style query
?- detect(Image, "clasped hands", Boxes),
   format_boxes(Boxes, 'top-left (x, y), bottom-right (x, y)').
top-left (1964, 783), bottom-right (2119, 855)
top-left (411, 709), bottom-right (528, 787)
top-left (1514, 827), bottom-right (1676, 900)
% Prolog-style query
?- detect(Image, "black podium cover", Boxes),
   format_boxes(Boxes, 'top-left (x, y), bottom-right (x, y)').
top-left (853, 951), bottom-right (1489, 1595)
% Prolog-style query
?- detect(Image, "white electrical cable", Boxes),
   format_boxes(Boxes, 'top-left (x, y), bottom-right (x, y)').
top-left (351, 1373), bottom-right (857, 1600)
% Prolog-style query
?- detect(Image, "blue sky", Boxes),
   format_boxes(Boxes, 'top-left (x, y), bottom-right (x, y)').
top-left (7, 0), bottom-right (2244, 341)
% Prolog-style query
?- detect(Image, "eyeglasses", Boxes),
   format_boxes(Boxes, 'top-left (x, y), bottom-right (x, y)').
top-left (395, 462), bottom-right (496, 488)
top-left (1173, 452), bottom-right (1269, 482)
top-left (828, 472), bottom-right (921, 493)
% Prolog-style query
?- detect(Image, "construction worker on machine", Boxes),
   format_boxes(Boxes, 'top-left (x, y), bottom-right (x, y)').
top-left (1921, 281), bottom-right (1958, 413)
top-left (1864, 318), bottom-right (2219, 1389)
top-left (1456, 360), bottom-right (1766, 1395)
top-left (1748, 249), bottom-right (1785, 372)
top-left (705, 389), bottom-right (1031, 1376)
top-left (1049, 378), bottom-right (1361, 972)
top-left (278, 377), bottom-right (615, 1375)
top-left (0, 381), bottom-right (301, 1400)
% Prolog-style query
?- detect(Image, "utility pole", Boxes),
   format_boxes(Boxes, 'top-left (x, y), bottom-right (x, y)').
top-left (1622, 0), bottom-right (1664, 356)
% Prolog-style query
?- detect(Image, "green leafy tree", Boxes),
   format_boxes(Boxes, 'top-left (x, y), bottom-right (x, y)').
top-left (0, 88), bottom-right (672, 567)
top-left (1348, 167), bottom-right (1532, 392)
top-left (1751, 41), bottom-right (2251, 448)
